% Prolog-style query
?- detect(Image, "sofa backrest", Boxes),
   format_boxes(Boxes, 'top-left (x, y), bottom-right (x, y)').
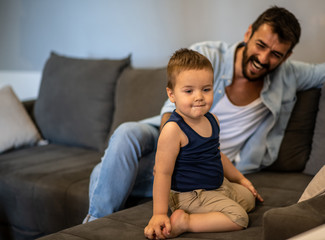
top-left (267, 88), bottom-right (321, 172)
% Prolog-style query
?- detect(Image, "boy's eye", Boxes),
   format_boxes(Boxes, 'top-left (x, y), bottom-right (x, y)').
top-left (203, 88), bottom-right (211, 92)
top-left (184, 89), bottom-right (192, 93)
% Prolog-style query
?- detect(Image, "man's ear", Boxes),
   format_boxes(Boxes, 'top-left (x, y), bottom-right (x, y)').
top-left (244, 25), bottom-right (253, 43)
top-left (166, 87), bottom-right (176, 103)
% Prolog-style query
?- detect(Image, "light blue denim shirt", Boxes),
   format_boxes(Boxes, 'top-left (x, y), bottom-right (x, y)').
top-left (158, 41), bottom-right (325, 173)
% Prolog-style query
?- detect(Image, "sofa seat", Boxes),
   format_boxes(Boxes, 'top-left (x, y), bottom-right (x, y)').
top-left (0, 144), bottom-right (101, 240)
top-left (38, 172), bottom-right (313, 240)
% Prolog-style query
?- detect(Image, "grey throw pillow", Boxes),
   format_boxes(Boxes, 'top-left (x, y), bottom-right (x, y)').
top-left (34, 52), bottom-right (130, 152)
top-left (108, 67), bottom-right (167, 136)
top-left (304, 84), bottom-right (325, 175)
top-left (266, 88), bottom-right (320, 172)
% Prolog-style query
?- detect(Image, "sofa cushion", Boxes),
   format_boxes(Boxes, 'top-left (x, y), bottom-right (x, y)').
top-left (0, 144), bottom-right (101, 239)
top-left (0, 85), bottom-right (41, 153)
top-left (38, 172), bottom-right (313, 240)
top-left (38, 201), bottom-right (263, 240)
top-left (304, 84), bottom-right (325, 175)
top-left (34, 52), bottom-right (130, 152)
top-left (108, 67), bottom-right (167, 136)
top-left (266, 88), bottom-right (320, 172)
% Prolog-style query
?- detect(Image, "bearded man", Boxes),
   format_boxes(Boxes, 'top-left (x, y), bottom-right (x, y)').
top-left (84, 6), bottom-right (325, 223)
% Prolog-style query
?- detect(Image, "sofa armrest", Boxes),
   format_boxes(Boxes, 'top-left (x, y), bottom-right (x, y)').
top-left (263, 194), bottom-right (325, 240)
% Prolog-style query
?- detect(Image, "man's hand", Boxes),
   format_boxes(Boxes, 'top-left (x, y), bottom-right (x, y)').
top-left (239, 178), bottom-right (264, 202)
top-left (144, 214), bottom-right (171, 239)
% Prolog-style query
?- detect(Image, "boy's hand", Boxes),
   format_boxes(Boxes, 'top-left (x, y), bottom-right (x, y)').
top-left (144, 214), bottom-right (171, 239)
top-left (239, 178), bottom-right (264, 202)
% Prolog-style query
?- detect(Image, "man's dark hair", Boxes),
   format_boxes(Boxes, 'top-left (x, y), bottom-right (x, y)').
top-left (251, 6), bottom-right (301, 52)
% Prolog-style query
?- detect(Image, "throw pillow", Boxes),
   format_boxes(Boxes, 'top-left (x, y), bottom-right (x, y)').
top-left (266, 88), bottom-right (320, 171)
top-left (108, 67), bottom-right (167, 137)
top-left (304, 84), bottom-right (325, 175)
top-left (0, 85), bottom-right (41, 153)
top-left (299, 165), bottom-right (325, 202)
top-left (34, 52), bottom-right (130, 152)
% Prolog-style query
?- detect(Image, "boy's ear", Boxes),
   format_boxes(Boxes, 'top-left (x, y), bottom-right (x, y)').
top-left (166, 87), bottom-right (176, 103)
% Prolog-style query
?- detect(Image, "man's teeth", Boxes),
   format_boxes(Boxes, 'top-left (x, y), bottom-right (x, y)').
top-left (252, 60), bottom-right (263, 70)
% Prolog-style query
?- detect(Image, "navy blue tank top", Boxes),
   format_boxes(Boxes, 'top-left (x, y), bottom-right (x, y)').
top-left (167, 110), bottom-right (224, 192)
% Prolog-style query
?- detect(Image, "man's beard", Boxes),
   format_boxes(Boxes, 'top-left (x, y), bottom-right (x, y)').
top-left (241, 46), bottom-right (273, 82)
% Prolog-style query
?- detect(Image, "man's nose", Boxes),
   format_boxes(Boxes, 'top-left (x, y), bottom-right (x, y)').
top-left (258, 50), bottom-right (270, 64)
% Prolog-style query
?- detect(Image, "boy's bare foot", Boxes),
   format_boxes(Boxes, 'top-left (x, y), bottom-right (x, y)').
top-left (163, 209), bottom-right (189, 238)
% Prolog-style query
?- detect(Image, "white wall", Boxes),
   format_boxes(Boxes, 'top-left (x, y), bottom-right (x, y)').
top-left (1, 0), bottom-right (325, 100)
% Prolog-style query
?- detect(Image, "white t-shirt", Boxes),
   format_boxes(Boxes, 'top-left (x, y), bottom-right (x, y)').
top-left (211, 94), bottom-right (269, 163)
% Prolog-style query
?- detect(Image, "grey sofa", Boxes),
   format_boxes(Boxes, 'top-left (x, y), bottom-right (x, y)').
top-left (0, 53), bottom-right (167, 240)
top-left (0, 52), bottom-right (324, 240)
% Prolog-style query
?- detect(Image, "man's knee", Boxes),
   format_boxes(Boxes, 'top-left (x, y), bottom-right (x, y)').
top-left (112, 122), bottom-right (157, 141)
top-left (112, 122), bottom-right (139, 137)
top-left (108, 122), bottom-right (158, 156)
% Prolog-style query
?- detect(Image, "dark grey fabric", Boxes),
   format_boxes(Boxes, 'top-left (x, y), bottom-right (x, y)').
top-left (263, 194), bottom-right (325, 240)
top-left (34, 52), bottom-right (131, 152)
top-left (38, 173), bottom-right (314, 240)
top-left (108, 67), bottom-right (167, 136)
top-left (304, 85), bottom-right (325, 175)
top-left (266, 88), bottom-right (320, 172)
top-left (0, 144), bottom-right (101, 240)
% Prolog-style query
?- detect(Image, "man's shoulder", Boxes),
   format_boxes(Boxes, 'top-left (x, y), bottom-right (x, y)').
top-left (189, 41), bottom-right (237, 53)
top-left (189, 41), bottom-right (240, 70)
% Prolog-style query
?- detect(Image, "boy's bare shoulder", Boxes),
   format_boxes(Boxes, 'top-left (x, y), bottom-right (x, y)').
top-left (160, 121), bottom-right (182, 137)
top-left (160, 121), bottom-right (188, 148)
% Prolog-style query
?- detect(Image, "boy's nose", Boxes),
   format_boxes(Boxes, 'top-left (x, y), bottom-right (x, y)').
top-left (195, 93), bottom-right (204, 101)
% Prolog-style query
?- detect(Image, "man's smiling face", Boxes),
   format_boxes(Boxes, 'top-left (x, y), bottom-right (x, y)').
top-left (242, 23), bottom-right (292, 81)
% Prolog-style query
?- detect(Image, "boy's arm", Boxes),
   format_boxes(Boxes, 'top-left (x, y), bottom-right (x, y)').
top-left (221, 152), bottom-right (264, 202)
top-left (144, 122), bottom-right (182, 239)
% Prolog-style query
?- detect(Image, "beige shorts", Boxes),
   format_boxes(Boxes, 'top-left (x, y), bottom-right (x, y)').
top-left (169, 178), bottom-right (255, 228)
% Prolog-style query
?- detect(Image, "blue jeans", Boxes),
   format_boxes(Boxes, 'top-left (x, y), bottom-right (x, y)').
top-left (85, 122), bottom-right (159, 221)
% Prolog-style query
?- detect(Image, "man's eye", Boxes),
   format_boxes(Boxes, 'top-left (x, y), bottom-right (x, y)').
top-left (272, 52), bottom-right (282, 59)
top-left (257, 43), bottom-right (265, 49)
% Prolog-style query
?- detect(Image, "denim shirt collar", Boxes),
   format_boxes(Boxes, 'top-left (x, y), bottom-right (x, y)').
top-left (222, 41), bottom-right (243, 83)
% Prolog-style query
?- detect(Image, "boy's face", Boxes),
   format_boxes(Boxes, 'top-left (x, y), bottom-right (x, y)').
top-left (167, 68), bottom-right (214, 120)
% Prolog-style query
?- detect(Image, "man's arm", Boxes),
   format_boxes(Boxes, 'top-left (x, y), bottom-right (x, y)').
top-left (289, 61), bottom-right (325, 91)
top-left (160, 113), bottom-right (172, 131)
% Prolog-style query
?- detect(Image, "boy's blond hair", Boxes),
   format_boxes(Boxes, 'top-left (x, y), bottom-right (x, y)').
top-left (167, 48), bottom-right (213, 89)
